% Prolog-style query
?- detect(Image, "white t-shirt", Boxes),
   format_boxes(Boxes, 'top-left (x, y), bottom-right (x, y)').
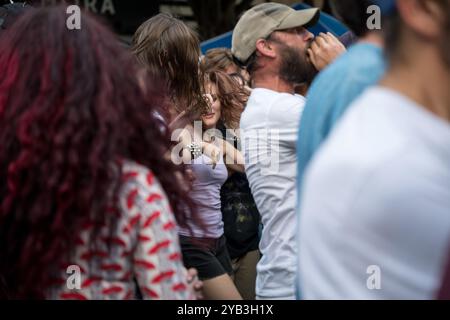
top-left (298, 86), bottom-right (450, 299)
top-left (240, 88), bottom-right (305, 299)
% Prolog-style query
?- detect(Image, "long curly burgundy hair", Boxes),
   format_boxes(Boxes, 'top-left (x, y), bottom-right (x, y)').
top-left (0, 6), bottom-right (195, 299)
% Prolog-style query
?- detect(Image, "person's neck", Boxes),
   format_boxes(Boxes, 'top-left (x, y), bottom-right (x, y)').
top-left (203, 124), bottom-right (217, 132)
top-left (204, 125), bottom-right (216, 130)
top-left (203, 125), bottom-right (218, 143)
top-left (379, 53), bottom-right (450, 122)
top-left (252, 72), bottom-right (296, 94)
top-left (359, 31), bottom-right (384, 48)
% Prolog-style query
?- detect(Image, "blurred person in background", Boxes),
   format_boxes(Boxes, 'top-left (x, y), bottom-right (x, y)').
top-left (295, 0), bottom-right (386, 297)
top-left (0, 6), bottom-right (200, 300)
top-left (298, 0), bottom-right (450, 299)
top-left (297, 0), bottom-right (386, 189)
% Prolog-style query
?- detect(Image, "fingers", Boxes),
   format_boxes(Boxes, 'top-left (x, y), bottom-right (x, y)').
top-left (315, 32), bottom-right (343, 48)
top-left (314, 34), bottom-right (328, 48)
top-left (323, 32), bottom-right (346, 50)
top-left (186, 268), bottom-right (204, 300)
top-left (307, 48), bottom-right (317, 67)
top-left (216, 147), bottom-right (220, 164)
top-left (202, 142), bottom-right (221, 169)
top-left (193, 279), bottom-right (203, 290)
top-left (187, 268), bottom-right (198, 281)
top-left (319, 32), bottom-right (335, 43)
top-left (319, 32), bottom-right (336, 43)
top-left (194, 282), bottom-right (204, 299)
top-left (326, 31), bottom-right (340, 42)
top-left (308, 31), bottom-right (346, 71)
top-left (211, 146), bottom-right (220, 169)
top-left (310, 40), bottom-right (320, 53)
top-left (187, 268), bottom-right (199, 286)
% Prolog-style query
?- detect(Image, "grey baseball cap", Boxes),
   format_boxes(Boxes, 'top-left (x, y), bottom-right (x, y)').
top-left (232, 2), bottom-right (320, 64)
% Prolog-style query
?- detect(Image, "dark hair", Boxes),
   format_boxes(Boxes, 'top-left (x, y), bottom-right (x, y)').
top-left (131, 13), bottom-right (208, 118)
top-left (0, 6), bottom-right (195, 299)
top-left (0, 2), bottom-right (30, 31)
top-left (329, 0), bottom-right (375, 37)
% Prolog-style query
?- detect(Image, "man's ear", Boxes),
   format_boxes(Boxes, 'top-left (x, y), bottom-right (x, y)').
top-left (396, 0), bottom-right (442, 39)
top-left (255, 38), bottom-right (277, 59)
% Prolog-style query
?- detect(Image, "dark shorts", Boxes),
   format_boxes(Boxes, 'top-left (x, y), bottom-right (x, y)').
top-left (179, 235), bottom-right (233, 280)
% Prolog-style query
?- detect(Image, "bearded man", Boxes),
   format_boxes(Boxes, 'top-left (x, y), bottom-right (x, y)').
top-left (231, 2), bottom-right (343, 300)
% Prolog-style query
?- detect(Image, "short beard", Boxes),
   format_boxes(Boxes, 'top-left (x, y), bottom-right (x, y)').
top-left (278, 43), bottom-right (318, 86)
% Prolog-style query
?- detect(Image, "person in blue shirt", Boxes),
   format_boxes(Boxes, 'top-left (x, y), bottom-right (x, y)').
top-left (297, 0), bottom-right (387, 193)
top-left (295, 0), bottom-right (387, 299)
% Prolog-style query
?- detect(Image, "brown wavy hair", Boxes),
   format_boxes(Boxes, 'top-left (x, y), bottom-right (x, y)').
top-left (200, 47), bottom-right (238, 73)
top-left (204, 71), bottom-right (249, 129)
top-left (131, 13), bottom-right (208, 119)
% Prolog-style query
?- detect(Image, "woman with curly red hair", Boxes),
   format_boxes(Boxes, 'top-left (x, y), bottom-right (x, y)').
top-left (176, 70), bottom-right (250, 300)
top-left (0, 6), bottom-right (199, 300)
top-left (200, 53), bottom-right (261, 300)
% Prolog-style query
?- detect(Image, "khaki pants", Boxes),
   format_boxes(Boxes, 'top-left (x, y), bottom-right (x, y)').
top-left (231, 250), bottom-right (260, 300)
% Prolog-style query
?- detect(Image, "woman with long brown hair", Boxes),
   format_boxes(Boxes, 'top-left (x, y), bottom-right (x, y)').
top-left (178, 70), bottom-right (248, 300)
top-left (132, 13), bottom-right (207, 124)
top-left (132, 15), bottom-right (245, 299)
top-left (201, 47), bottom-right (251, 89)
top-left (0, 6), bottom-right (198, 300)
top-left (132, 13), bottom-right (222, 169)
top-left (201, 51), bottom-right (261, 300)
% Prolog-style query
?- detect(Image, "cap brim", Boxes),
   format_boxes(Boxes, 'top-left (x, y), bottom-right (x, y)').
top-left (278, 8), bottom-right (320, 31)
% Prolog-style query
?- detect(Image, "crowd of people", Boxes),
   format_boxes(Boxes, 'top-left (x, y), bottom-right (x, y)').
top-left (0, 0), bottom-right (449, 300)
